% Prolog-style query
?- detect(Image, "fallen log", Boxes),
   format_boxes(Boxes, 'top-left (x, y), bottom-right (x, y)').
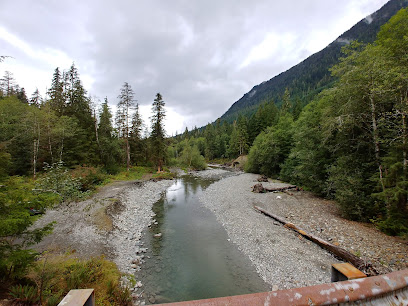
top-left (257, 175), bottom-right (269, 182)
top-left (252, 183), bottom-right (298, 193)
top-left (253, 205), bottom-right (377, 276)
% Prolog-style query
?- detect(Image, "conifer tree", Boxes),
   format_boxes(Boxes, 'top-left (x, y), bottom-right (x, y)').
top-left (130, 103), bottom-right (144, 165)
top-left (98, 97), bottom-right (121, 170)
top-left (150, 93), bottom-right (166, 172)
top-left (30, 88), bottom-right (42, 107)
top-left (117, 82), bottom-right (136, 171)
top-left (47, 67), bottom-right (65, 115)
top-left (281, 88), bottom-right (292, 114)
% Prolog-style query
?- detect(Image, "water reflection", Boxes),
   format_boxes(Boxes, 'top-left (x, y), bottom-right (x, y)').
top-left (136, 175), bottom-right (269, 304)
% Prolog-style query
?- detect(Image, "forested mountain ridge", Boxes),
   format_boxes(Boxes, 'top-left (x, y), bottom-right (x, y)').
top-left (221, 0), bottom-right (408, 122)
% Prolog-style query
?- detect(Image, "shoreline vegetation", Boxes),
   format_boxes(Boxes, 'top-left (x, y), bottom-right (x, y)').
top-left (0, 165), bottom-right (177, 305)
top-left (1, 5), bottom-right (408, 306)
top-left (1, 165), bottom-right (407, 305)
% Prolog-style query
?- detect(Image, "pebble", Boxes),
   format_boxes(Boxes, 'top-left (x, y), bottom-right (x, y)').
top-left (199, 173), bottom-right (338, 289)
top-left (108, 179), bottom-right (173, 275)
top-left (136, 281), bottom-right (143, 288)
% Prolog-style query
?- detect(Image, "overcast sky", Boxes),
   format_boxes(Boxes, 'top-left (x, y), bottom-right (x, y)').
top-left (0, 0), bottom-right (389, 135)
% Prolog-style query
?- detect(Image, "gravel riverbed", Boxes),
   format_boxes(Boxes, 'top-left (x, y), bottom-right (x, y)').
top-left (33, 168), bottom-right (407, 303)
top-left (108, 180), bottom-right (173, 273)
top-left (108, 180), bottom-right (173, 275)
top-left (200, 172), bottom-right (340, 290)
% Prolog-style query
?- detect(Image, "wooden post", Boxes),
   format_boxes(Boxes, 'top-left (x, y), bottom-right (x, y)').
top-left (58, 289), bottom-right (95, 306)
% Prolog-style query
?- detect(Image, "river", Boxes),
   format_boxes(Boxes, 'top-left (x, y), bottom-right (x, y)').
top-left (135, 174), bottom-right (269, 304)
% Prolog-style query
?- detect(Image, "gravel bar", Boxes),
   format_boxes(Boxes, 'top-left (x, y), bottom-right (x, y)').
top-left (109, 179), bottom-right (174, 275)
top-left (200, 172), bottom-right (340, 290)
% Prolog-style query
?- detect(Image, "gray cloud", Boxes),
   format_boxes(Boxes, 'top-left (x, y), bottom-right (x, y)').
top-left (0, 0), bottom-right (389, 133)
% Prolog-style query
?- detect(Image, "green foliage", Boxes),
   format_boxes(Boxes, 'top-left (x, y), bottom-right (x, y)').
top-left (228, 115), bottom-right (249, 157)
top-left (221, 0), bottom-right (408, 123)
top-left (280, 97), bottom-right (333, 195)
top-left (70, 166), bottom-right (108, 192)
top-left (36, 162), bottom-right (88, 202)
top-left (179, 139), bottom-right (207, 170)
top-left (110, 166), bottom-right (155, 181)
top-left (25, 255), bottom-right (132, 306)
top-left (246, 114), bottom-right (294, 177)
top-left (278, 9), bottom-right (408, 235)
top-left (0, 177), bottom-right (55, 280)
top-left (9, 284), bottom-right (39, 304)
top-left (328, 156), bottom-right (377, 220)
top-left (150, 93), bottom-right (167, 171)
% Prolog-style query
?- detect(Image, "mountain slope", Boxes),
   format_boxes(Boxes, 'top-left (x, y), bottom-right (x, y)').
top-left (221, 0), bottom-right (408, 122)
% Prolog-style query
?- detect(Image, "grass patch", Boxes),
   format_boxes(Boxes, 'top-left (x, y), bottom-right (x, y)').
top-left (15, 255), bottom-right (133, 306)
top-left (110, 166), bottom-right (155, 181)
top-left (93, 207), bottom-right (113, 232)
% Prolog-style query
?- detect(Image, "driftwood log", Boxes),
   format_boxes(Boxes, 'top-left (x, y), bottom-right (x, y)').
top-left (252, 183), bottom-right (298, 193)
top-left (253, 205), bottom-right (377, 276)
top-left (257, 175), bottom-right (269, 182)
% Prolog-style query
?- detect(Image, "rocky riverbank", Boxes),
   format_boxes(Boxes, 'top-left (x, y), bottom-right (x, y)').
top-left (199, 172), bottom-right (408, 290)
top-left (32, 178), bottom-right (173, 303)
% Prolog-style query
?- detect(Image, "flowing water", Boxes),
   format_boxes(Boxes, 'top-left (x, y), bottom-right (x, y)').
top-left (136, 174), bottom-right (269, 304)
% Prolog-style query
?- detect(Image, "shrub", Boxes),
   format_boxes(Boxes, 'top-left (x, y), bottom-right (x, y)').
top-left (9, 284), bottom-right (39, 304)
top-left (71, 166), bottom-right (107, 191)
top-left (26, 255), bottom-right (132, 306)
top-left (35, 162), bottom-right (88, 202)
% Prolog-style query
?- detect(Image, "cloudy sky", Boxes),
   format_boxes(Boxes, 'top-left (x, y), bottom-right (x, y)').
top-left (0, 0), bottom-right (389, 135)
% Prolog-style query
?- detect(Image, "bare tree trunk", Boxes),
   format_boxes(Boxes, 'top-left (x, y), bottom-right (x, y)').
top-left (60, 128), bottom-right (64, 162)
top-left (126, 103), bottom-right (130, 171)
top-left (94, 110), bottom-right (99, 147)
top-left (403, 111), bottom-right (407, 176)
top-left (33, 140), bottom-right (37, 179)
top-left (370, 95), bottom-right (385, 191)
top-left (126, 137), bottom-right (130, 171)
top-left (33, 122), bottom-right (40, 179)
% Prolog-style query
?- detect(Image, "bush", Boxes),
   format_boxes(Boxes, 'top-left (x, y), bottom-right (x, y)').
top-left (9, 284), bottom-right (39, 304)
top-left (71, 166), bottom-right (107, 191)
top-left (36, 162), bottom-right (88, 202)
top-left (0, 177), bottom-right (55, 280)
top-left (26, 255), bottom-right (132, 306)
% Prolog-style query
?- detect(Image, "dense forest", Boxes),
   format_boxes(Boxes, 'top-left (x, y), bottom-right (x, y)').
top-left (176, 8), bottom-right (408, 236)
top-left (0, 58), bottom-right (172, 303)
top-left (1, 5), bottom-right (407, 305)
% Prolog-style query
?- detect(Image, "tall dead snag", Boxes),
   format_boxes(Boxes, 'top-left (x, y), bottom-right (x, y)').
top-left (253, 205), bottom-right (377, 276)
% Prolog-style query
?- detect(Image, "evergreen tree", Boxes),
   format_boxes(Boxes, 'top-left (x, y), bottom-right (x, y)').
top-left (280, 88), bottom-right (292, 114)
top-left (228, 115), bottom-right (249, 157)
top-left (47, 67), bottom-right (65, 116)
top-left (16, 87), bottom-right (28, 104)
top-left (150, 93), bottom-right (166, 171)
top-left (129, 103), bottom-right (144, 165)
top-left (30, 88), bottom-right (42, 107)
top-left (98, 98), bottom-right (121, 172)
top-left (117, 82), bottom-right (136, 171)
